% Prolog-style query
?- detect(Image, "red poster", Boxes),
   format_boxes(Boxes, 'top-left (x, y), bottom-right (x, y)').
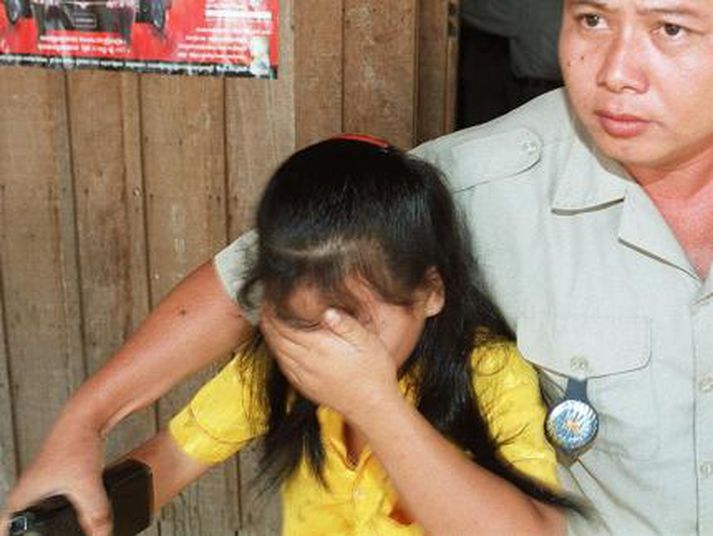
top-left (0, 0), bottom-right (278, 76)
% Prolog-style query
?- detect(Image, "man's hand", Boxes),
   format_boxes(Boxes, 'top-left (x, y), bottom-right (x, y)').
top-left (259, 307), bottom-right (400, 424)
top-left (1, 424), bottom-right (111, 536)
top-left (3, 260), bottom-right (252, 536)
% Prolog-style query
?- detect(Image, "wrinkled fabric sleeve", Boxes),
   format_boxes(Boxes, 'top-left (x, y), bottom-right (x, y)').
top-left (169, 354), bottom-right (268, 465)
top-left (471, 340), bottom-right (559, 490)
top-left (213, 230), bottom-right (261, 325)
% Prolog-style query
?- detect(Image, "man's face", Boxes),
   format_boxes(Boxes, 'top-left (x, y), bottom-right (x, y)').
top-left (560, 0), bottom-right (713, 172)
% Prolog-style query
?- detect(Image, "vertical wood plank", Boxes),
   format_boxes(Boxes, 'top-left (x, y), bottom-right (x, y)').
top-left (0, 264), bottom-right (17, 505)
top-left (417, 0), bottom-right (459, 143)
top-left (142, 77), bottom-right (229, 296)
top-left (66, 70), bottom-right (156, 461)
top-left (293, 0), bottom-right (344, 148)
top-left (65, 69), bottom-right (159, 536)
top-left (140, 74), bottom-right (238, 535)
top-left (226, 0), bottom-right (295, 242)
top-left (343, 0), bottom-right (419, 149)
top-left (0, 69), bottom-right (86, 468)
top-left (443, 4), bottom-right (459, 136)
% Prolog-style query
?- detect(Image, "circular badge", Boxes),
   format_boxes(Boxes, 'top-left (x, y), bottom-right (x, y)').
top-left (546, 398), bottom-right (599, 453)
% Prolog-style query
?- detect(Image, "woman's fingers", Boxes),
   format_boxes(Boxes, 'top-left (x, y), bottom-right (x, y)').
top-left (260, 311), bottom-right (314, 381)
top-left (259, 309), bottom-right (308, 357)
top-left (262, 306), bottom-right (372, 356)
top-left (259, 305), bottom-right (398, 416)
top-left (322, 308), bottom-right (371, 348)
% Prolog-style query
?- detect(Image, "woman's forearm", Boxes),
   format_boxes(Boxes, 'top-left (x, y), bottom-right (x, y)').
top-left (351, 392), bottom-right (565, 536)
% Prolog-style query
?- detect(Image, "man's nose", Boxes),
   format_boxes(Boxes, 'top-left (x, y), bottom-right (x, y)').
top-left (596, 31), bottom-right (648, 94)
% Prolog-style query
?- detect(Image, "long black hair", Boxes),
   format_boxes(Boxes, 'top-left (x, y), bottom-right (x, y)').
top-left (239, 136), bottom-right (579, 510)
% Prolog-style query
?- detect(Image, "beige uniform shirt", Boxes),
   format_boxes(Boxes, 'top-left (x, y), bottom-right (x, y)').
top-left (215, 90), bottom-right (711, 534)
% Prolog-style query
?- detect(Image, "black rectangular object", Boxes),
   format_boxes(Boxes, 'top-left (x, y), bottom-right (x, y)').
top-left (8, 459), bottom-right (152, 536)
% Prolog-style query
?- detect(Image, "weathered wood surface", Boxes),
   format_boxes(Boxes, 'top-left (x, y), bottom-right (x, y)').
top-left (0, 255), bottom-right (15, 504)
top-left (0, 2), bottom-right (458, 532)
top-left (0, 70), bottom-right (85, 471)
top-left (343, 0), bottom-right (419, 149)
top-left (418, 0), bottom-right (460, 143)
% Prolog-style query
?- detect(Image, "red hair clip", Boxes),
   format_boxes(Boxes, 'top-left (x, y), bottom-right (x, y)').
top-left (332, 133), bottom-right (392, 150)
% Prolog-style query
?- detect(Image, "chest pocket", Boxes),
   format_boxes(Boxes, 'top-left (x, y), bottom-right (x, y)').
top-left (516, 313), bottom-right (657, 460)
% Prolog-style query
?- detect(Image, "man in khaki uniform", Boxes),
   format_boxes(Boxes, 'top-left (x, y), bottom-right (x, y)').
top-left (5, 1), bottom-right (713, 534)
top-left (422, 2), bottom-right (713, 532)
top-left (208, 1), bottom-right (713, 531)
top-left (412, 2), bottom-right (713, 532)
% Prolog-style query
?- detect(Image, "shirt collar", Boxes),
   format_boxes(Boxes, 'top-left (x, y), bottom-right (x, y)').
top-left (551, 117), bottom-right (632, 213)
top-left (550, 116), bottom-right (701, 281)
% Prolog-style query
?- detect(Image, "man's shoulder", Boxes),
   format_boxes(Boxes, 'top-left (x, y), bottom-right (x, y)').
top-left (412, 89), bottom-right (577, 190)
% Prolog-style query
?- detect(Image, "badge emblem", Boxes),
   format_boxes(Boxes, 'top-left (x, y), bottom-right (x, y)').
top-left (545, 378), bottom-right (598, 454)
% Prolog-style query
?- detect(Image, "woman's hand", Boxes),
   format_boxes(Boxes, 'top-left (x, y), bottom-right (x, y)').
top-left (1, 421), bottom-right (111, 536)
top-left (259, 307), bottom-right (400, 423)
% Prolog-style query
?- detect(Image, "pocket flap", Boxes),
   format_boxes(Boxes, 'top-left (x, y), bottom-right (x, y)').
top-left (516, 312), bottom-right (651, 379)
top-left (449, 128), bottom-right (542, 190)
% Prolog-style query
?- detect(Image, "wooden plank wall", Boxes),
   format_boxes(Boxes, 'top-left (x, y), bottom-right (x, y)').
top-left (0, 1), bottom-right (459, 534)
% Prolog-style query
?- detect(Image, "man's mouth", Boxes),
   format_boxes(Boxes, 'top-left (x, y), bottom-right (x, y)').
top-left (595, 110), bottom-right (651, 138)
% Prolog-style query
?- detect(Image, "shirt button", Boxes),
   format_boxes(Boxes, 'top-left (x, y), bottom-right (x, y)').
top-left (700, 375), bottom-right (713, 394)
top-left (570, 355), bottom-right (589, 373)
top-left (521, 140), bottom-right (539, 154)
top-left (700, 463), bottom-right (713, 478)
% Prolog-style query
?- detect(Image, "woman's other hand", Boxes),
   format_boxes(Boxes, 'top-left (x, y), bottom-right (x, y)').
top-left (260, 307), bottom-right (399, 424)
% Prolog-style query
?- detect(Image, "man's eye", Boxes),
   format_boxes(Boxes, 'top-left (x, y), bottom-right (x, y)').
top-left (662, 23), bottom-right (684, 37)
top-left (581, 13), bottom-right (602, 28)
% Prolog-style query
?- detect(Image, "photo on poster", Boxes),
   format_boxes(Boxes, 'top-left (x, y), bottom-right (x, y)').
top-left (0, 0), bottom-right (279, 76)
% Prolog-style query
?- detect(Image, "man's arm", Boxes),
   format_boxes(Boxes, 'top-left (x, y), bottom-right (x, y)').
top-left (2, 260), bottom-right (251, 536)
top-left (73, 261), bottom-right (249, 435)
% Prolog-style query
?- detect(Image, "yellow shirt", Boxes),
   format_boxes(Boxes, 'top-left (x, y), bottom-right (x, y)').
top-left (169, 340), bottom-right (558, 535)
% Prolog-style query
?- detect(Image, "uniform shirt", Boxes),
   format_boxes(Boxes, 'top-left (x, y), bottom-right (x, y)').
top-left (412, 88), bottom-right (712, 535)
top-left (169, 340), bottom-right (559, 535)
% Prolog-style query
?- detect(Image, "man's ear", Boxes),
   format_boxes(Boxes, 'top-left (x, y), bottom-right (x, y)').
top-left (423, 267), bottom-right (445, 317)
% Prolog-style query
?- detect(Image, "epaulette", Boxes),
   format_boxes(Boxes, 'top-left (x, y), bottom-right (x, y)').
top-left (448, 127), bottom-right (542, 190)
top-left (412, 89), bottom-right (573, 192)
